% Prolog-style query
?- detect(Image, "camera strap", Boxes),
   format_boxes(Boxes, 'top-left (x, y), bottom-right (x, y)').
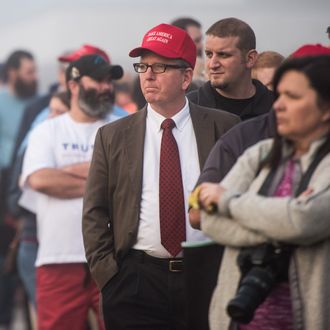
top-left (295, 139), bottom-right (330, 196)
top-left (258, 137), bottom-right (330, 197)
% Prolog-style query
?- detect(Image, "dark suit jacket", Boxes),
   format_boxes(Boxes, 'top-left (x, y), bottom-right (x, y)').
top-left (82, 102), bottom-right (240, 289)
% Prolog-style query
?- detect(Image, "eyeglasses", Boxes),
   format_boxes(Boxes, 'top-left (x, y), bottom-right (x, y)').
top-left (133, 62), bottom-right (188, 74)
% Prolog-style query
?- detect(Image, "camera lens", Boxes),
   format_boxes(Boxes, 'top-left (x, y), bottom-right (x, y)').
top-left (227, 267), bottom-right (276, 324)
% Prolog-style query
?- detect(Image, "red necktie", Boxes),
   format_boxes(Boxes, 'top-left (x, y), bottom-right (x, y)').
top-left (159, 118), bottom-right (186, 256)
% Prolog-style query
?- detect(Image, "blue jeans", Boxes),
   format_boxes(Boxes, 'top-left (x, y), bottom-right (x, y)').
top-left (17, 241), bottom-right (38, 308)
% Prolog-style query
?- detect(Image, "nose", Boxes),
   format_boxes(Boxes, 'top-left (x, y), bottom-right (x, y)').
top-left (99, 81), bottom-right (113, 92)
top-left (143, 66), bottom-right (156, 80)
top-left (273, 95), bottom-right (284, 112)
top-left (208, 55), bottom-right (220, 69)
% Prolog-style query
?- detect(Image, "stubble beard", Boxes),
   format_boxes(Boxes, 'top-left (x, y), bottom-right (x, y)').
top-left (210, 79), bottom-right (229, 92)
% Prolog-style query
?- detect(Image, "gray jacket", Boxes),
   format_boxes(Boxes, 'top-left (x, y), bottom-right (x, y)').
top-left (202, 138), bottom-right (330, 330)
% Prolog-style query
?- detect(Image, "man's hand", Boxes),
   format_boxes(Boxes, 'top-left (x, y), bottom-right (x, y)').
top-left (189, 208), bottom-right (202, 229)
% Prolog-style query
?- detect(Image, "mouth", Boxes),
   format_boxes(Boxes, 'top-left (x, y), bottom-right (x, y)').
top-left (209, 71), bottom-right (224, 76)
top-left (276, 117), bottom-right (287, 126)
top-left (144, 86), bottom-right (158, 92)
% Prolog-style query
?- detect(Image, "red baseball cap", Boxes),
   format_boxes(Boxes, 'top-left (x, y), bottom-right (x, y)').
top-left (58, 44), bottom-right (110, 63)
top-left (129, 23), bottom-right (196, 69)
top-left (291, 44), bottom-right (330, 58)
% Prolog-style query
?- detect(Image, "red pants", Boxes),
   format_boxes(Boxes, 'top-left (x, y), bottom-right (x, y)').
top-left (37, 263), bottom-right (104, 330)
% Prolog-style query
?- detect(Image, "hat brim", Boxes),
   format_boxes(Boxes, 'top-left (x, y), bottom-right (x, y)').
top-left (129, 46), bottom-right (179, 60)
top-left (91, 65), bottom-right (124, 81)
top-left (58, 54), bottom-right (77, 63)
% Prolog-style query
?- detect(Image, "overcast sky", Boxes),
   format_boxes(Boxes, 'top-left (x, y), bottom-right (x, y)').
top-left (1, 0), bottom-right (329, 91)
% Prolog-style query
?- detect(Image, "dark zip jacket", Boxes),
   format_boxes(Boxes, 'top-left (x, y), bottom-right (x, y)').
top-left (187, 79), bottom-right (274, 121)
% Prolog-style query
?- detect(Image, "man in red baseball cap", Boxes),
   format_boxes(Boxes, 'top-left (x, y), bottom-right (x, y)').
top-left (83, 23), bottom-right (239, 330)
top-left (290, 43), bottom-right (330, 58)
top-left (58, 44), bottom-right (111, 63)
top-left (129, 23), bottom-right (197, 68)
top-left (57, 44), bottom-right (111, 92)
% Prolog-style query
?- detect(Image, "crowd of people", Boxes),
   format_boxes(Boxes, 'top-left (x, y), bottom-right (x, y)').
top-left (0, 16), bottom-right (330, 330)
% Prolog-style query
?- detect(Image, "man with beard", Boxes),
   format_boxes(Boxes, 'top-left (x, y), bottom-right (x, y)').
top-left (0, 50), bottom-right (37, 170)
top-left (188, 18), bottom-right (273, 121)
top-left (0, 49), bottom-right (37, 329)
top-left (20, 54), bottom-right (123, 329)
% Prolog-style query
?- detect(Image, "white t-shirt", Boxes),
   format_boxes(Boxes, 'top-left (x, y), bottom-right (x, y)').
top-left (21, 112), bottom-right (114, 267)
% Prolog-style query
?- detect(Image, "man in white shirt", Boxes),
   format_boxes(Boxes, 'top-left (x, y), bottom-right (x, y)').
top-left (83, 23), bottom-right (239, 330)
top-left (21, 54), bottom-right (123, 330)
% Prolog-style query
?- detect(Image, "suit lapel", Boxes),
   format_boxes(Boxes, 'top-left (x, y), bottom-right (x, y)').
top-left (124, 107), bottom-right (147, 194)
top-left (123, 103), bottom-right (217, 191)
top-left (190, 102), bottom-right (216, 169)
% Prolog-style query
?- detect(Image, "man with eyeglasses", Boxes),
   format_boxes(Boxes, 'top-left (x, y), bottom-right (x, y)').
top-left (83, 23), bottom-right (240, 330)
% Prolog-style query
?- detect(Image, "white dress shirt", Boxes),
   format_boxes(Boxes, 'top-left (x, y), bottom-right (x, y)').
top-left (133, 98), bottom-right (209, 257)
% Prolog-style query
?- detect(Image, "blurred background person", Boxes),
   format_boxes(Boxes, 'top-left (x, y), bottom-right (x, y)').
top-left (0, 49), bottom-right (38, 330)
top-left (10, 91), bottom-right (70, 330)
top-left (171, 17), bottom-right (205, 83)
top-left (0, 63), bottom-right (5, 89)
top-left (13, 44), bottom-right (125, 153)
top-left (0, 50), bottom-right (38, 169)
top-left (290, 43), bottom-right (330, 58)
top-left (251, 50), bottom-right (284, 90)
top-left (171, 17), bottom-right (203, 58)
top-left (198, 54), bottom-right (330, 330)
top-left (21, 54), bottom-right (124, 329)
top-left (114, 74), bottom-right (138, 114)
top-left (6, 45), bottom-right (123, 330)
top-left (48, 91), bottom-right (70, 118)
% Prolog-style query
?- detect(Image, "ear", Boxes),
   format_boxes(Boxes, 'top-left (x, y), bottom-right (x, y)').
top-left (7, 68), bottom-right (17, 82)
top-left (182, 68), bottom-right (194, 91)
top-left (245, 49), bottom-right (258, 69)
top-left (67, 80), bottom-right (79, 97)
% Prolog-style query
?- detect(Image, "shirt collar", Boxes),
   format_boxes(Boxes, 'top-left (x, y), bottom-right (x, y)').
top-left (147, 98), bottom-right (190, 132)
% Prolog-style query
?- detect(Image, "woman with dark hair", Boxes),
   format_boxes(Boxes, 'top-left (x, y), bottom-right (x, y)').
top-left (194, 55), bottom-right (330, 330)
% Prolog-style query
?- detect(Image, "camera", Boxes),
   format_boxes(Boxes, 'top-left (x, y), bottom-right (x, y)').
top-left (226, 243), bottom-right (292, 324)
